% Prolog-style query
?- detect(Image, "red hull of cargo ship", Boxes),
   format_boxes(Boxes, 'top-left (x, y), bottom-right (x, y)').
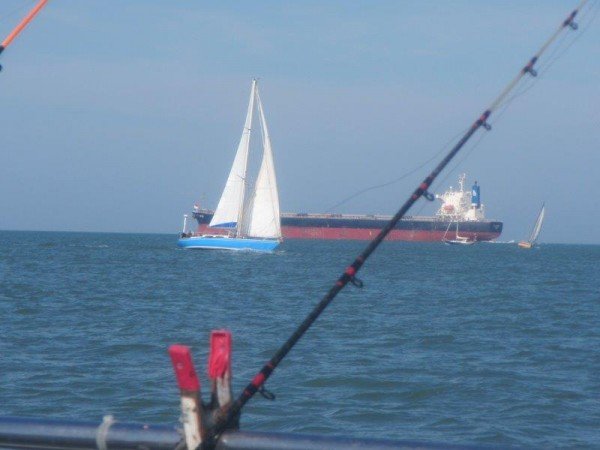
top-left (194, 224), bottom-right (501, 242)
top-left (281, 226), bottom-right (500, 241)
top-left (191, 209), bottom-right (503, 242)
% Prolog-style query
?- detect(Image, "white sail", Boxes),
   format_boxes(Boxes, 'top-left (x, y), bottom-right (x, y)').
top-left (209, 80), bottom-right (256, 230)
top-left (243, 84), bottom-right (281, 239)
top-left (529, 203), bottom-right (545, 243)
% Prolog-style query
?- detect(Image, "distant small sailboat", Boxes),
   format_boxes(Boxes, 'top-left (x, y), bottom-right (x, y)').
top-left (178, 79), bottom-right (282, 252)
top-left (518, 203), bottom-right (545, 249)
top-left (443, 221), bottom-right (476, 245)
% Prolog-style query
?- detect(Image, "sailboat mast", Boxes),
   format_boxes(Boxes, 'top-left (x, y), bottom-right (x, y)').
top-left (0, 0), bottom-right (48, 69)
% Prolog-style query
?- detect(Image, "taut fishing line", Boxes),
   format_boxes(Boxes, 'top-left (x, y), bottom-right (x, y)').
top-left (324, 127), bottom-right (470, 213)
top-left (428, 0), bottom-right (600, 193)
top-left (324, 0), bottom-right (599, 215)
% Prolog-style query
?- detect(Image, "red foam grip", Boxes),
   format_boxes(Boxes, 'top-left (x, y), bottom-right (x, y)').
top-left (169, 344), bottom-right (200, 392)
top-left (208, 330), bottom-right (232, 380)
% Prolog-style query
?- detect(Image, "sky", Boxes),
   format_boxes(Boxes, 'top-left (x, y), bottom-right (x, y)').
top-left (0, 1), bottom-right (599, 243)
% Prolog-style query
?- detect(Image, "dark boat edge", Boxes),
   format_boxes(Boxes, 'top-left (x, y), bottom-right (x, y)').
top-left (0, 416), bottom-right (503, 450)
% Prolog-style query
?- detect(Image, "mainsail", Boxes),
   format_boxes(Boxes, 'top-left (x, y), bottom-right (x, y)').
top-left (209, 80), bottom-right (256, 230)
top-left (529, 203), bottom-right (545, 244)
top-left (243, 85), bottom-right (282, 239)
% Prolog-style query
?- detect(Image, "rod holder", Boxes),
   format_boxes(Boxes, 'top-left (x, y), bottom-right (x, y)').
top-left (208, 330), bottom-right (233, 410)
top-left (169, 345), bottom-right (203, 449)
top-left (169, 331), bottom-right (236, 449)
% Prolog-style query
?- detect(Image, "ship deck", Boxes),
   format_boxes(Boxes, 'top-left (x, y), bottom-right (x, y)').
top-left (280, 211), bottom-right (496, 223)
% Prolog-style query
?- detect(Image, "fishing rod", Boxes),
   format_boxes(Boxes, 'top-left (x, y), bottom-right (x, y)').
top-left (0, 0), bottom-right (48, 71)
top-left (203, 1), bottom-right (589, 447)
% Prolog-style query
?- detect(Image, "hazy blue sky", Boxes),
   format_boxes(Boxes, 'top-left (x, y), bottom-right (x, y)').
top-left (0, 1), bottom-right (598, 243)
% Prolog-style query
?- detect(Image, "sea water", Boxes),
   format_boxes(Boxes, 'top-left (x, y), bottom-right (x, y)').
top-left (0, 231), bottom-right (598, 448)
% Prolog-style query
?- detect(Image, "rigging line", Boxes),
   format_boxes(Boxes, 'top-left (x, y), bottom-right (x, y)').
top-left (488, 1), bottom-right (587, 114)
top-left (202, 2), bottom-right (588, 448)
top-left (432, 61), bottom-right (548, 191)
top-left (406, 131), bottom-right (489, 218)
top-left (328, 0), bottom-right (597, 215)
top-left (442, 220), bottom-right (453, 241)
top-left (410, 195), bottom-right (431, 218)
top-left (435, 86), bottom-right (521, 187)
top-left (441, 6), bottom-right (599, 183)
top-left (358, 24), bottom-right (579, 214)
top-left (423, 111), bottom-right (504, 201)
top-left (324, 1), bottom-right (598, 215)
top-left (324, 126), bottom-right (470, 213)
top-left (442, 0), bottom-right (599, 180)
top-left (535, 0), bottom-right (600, 76)
top-left (494, 0), bottom-right (599, 111)
top-left (431, 128), bottom-right (489, 194)
top-left (493, 47), bottom-right (558, 110)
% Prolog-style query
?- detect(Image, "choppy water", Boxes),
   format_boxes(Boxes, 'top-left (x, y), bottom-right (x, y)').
top-left (0, 231), bottom-right (599, 448)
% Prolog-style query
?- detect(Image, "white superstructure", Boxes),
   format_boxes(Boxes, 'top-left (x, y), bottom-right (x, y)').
top-left (435, 174), bottom-right (485, 222)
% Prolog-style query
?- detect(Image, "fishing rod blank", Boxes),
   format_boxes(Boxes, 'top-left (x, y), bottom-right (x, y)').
top-left (0, 0), bottom-right (49, 70)
top-left (201, 1), bottom-right (590, 446)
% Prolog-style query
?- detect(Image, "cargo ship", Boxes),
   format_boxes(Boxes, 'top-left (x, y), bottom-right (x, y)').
top-left (187, 174), bottom-right (502, 242)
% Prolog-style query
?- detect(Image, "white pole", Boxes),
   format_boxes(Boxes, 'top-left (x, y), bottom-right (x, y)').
top-left (182, 214), bottom-right (188, 234)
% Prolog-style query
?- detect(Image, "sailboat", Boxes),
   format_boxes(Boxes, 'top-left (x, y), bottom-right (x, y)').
top-left (443, 221), bottom-right (476, 245)
top-left (178, 79), bottom-right (282, 252)
top-left (518, 203), bottom-right (545, 249)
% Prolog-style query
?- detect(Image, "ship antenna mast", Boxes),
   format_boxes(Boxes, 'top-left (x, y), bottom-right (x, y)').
top-left (0, 0), bottom-right (49, 72)
top-left (204, 2), bottom-right (590, 446)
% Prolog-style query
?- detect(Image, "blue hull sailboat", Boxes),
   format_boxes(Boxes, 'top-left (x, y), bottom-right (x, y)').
top-left (178, 79), bottom-right (282, 252)
top-left (178, 235), bottom-right (280, 252)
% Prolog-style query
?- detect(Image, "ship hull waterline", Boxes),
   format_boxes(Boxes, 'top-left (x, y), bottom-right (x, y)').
top-left (192, 211), bottom-right (503, 242)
